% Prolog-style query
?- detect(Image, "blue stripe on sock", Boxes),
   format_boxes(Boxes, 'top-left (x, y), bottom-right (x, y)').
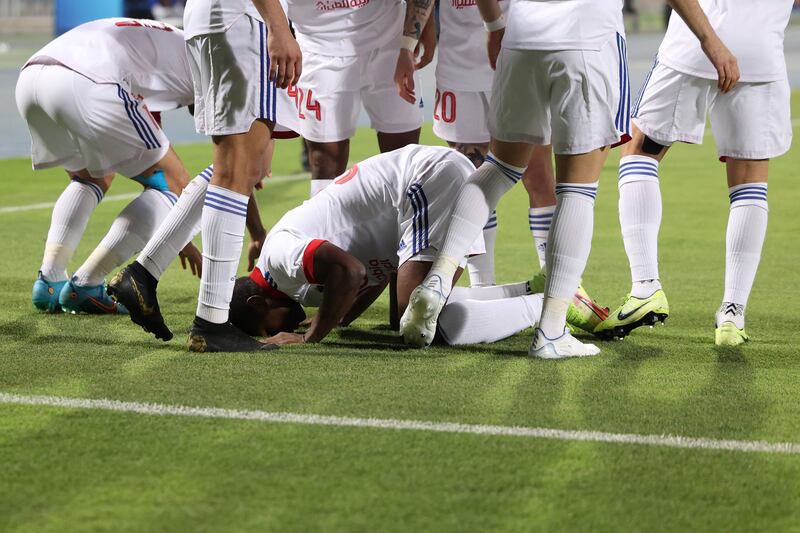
top-left (205, 190), bottom-right (248, 210)
top-left (486, 155), bottom-right (522, 184)
top-left (203, 199), bottom-right (247, 217)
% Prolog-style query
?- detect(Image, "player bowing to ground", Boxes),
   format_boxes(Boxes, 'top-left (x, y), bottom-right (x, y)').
top-left (226, 146), bottom-right (607, 346)
top-left (15, 18), bottom-right (198, 314)
top-left (181, 0), bottom-right (301, 352)
top-left (597, 0), bottom-right (790, 346)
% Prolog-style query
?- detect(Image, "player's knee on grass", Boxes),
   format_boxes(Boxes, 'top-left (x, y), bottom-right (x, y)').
top-left (229, 277), bottom-right (306, 336)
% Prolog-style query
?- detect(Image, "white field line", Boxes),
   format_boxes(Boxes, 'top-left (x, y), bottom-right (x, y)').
top-left (0, 173), bottom-right (309, 215)
top-left (2, 392), bottom-right (799, 455)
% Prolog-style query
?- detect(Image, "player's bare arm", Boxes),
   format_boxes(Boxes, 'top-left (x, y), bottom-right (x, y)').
top-left (341, 279), bottom-right (391, 327)
top-left (251, 0), bottom-right (301, 88)
top-left (667, 0), bottom-right (739, 92)
top-left (395, 0), bottom-right (435, 104)
top-left (246, 195), bottom-right (267, 271)
top-left (476, 0), bottom-right (504, 70)
top-left (267, 243), bottom-right (367, 345)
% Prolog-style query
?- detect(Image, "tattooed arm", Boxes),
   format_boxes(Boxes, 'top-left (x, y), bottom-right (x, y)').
top-left (394, 0), bottom-right (436, 104)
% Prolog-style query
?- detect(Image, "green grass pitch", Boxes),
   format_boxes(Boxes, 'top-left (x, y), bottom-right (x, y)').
top-left (1, 96), bottom-right (799, 532)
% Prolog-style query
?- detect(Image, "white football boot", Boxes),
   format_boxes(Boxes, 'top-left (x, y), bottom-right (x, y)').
top-left (399, 275), bottom-right (448, 347)
top-left (528, 328), bottom-right (601, 359)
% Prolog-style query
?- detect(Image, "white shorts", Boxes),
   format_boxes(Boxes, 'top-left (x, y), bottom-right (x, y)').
top-left (432, 87), bottom-right (491, 145)
top-left (398, 160), bottom-right (485, 267)
top-left (489, 33), bottom-right (631, 155)
top-left (186, 14), bottom-right (299, 137)
top-left (294, 40), bottom-right (424, 142)
top-left (15, 64), bottom-right (169, 178)
top-left (632, 62), bottom-right (792, 160)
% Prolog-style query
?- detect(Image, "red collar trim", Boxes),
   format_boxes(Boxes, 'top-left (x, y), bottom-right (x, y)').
top-left (250, 267), bottom-right (290, 300)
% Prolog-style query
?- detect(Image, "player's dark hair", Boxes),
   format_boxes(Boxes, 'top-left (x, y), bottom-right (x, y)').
top-left (229, 277), bottom-right (265, 336)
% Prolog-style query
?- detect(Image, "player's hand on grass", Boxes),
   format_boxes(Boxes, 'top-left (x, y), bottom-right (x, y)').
top-left (486, 28), bottom-right (504, 70)
top-left (179, 243), bottom-right (202, 278)
top-left (264, 331), bottom-right (306, 345)
top-left (267, 28), bottom-right (302, 88)
top-left (701, 36), bottom-right (739, 93)
top-left (394, 49), bottom-right (417, 104)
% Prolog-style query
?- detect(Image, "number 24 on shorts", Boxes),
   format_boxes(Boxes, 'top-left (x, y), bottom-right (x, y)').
top-left (287, 85), bottom-right (322, 121)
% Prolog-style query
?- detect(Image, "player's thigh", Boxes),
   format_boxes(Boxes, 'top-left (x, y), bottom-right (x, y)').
top-left (547, 41), bottom-right (620, 155)
top-left (362, 43), bottom-right (424, 135)
top-left (16, 65), bottom-right (85, 172)
top-left (709, 78), bottom-right (792, 161)
top-left (632, 62), bottom-right (712, 147)
top-left (488, 48), bottom-right (550, 146)
top-left (293, 51), bottom-right (360, 142)
top-left (432, 87), bottom-right (491, 145)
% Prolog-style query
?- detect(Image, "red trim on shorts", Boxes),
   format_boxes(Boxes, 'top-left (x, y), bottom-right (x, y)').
top-left (150, 111), bottom-right (162, 127)
top-left (302, 239), bottom-right (327, 284)
top-left (250, 267), bottom-right (290, 300)
top-left (612, 133), bottom-right (632, 149)
top-left (272, 130), bottom-right (300, 140)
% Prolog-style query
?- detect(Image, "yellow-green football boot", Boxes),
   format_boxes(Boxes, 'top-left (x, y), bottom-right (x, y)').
top-left (595, 290), bottom-right (669, 340)
top-left (528, 271), bottom-right (609, 335)
top-left (715, 322), bottom-right (749, 347)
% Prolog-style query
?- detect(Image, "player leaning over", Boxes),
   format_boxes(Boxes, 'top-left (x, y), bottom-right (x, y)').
top-left (597, 0), bottom-right (791, 346)
top-left (16, 18), bottom-right (197, 314)
top-left (283, 0), bottom-right (426, 197)
top-left (396, 0), bottom-right (558, 287)
top-left (177, 0), bottom-right (300, 352)
top-left (227, 146), bottom-right (606, 345)
top-left (400, 0), bottom-right (737, 358)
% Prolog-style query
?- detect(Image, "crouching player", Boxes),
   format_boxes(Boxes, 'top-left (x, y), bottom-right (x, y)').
top-left (15, 18), bottom-right (197, 314)
top-left (226, 145), bottom-right (607, 346)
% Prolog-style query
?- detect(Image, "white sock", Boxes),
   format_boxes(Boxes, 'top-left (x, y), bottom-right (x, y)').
top-left (467, 211), bottom-right (497, 287)
top-left (539, 181), bottom-right (598, 338)
top-left (138, 166), bottom-right (211, 280)
top-left (439, 293), bottom-right (543, 345)
top-left (618, 155), bottom-right (662, 297)
top-left (40, 179), bottom-right (104, 282)
top-left (310, 179), bottom-right (333, 197)
top-left (425, 154), bottom-right (524, 296)
top-left (529, 205), bottom-right (555, 269)
top-left (719, 183), bottom-right (768, 327)
top-left (196, 184), bottom-right (249, 324)
top-left (73, 189), bottom-right (176, 286)
top-left (449, 281), bottom-right (529, 303)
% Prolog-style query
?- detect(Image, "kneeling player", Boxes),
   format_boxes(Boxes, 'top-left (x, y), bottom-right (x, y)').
top-left (16, 18), bottom-right (197, 314)
top-left (226, 146), bottom-right (606, 345)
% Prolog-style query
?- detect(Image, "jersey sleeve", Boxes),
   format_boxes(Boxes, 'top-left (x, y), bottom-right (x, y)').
top-left (263, 230), bottom-right (327, 306)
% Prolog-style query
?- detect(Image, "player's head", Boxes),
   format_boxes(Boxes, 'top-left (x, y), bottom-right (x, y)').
top-left (229, 276), bottom-right (306, 336)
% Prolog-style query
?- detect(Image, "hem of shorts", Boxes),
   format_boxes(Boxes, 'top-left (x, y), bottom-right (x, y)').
top-left (111, 145), bottom-right (170, 178)
top-left (634, 120), bottom-right (702, 146)
top-left (432, 129), bottom-right (491, 145)
top-left (718, 143), bottom-right (792, 162)
top-left (493, 132), bottom-right (621, 155)
top-left (272, 130), bottom-right (300, 140)
top-left (370, 119), bottom-right (425, 136)
top-left (299, 128), bottom-right (357, 143)
top-left (32, 154), bottom-right (81, 172)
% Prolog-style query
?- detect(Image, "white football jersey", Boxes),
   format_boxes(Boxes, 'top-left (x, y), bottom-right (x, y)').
top-left (256, 145), bottom-right (475, 305)
top-left (183, 0), bottom-right (263, 39)
top-left (25, 18), bottom-right (193, 111)
top-left (658, 0), bottom-right (792, 83)
top-left (437, 0), bottom-right (510, 92)
top-left (284, 0), bottom-right (402, 56)
top-left (503, 0), bottom-right (623, 51)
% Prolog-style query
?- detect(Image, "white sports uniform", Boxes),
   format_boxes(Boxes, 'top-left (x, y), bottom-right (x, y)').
top-left (489, 0), bottom-right (630, 154)
top-left (285, 0), bottom-right (423, 142)
top-left (15, 18), bottom-right (191, 178)
top-left (183, 0), bottom-right (299, 136)
top-left (251, 145), bottom-right (485, 306)
top-left (633, 0), bottom-right (793, 160)
top-left (433, 0), bottom-right (510, 144)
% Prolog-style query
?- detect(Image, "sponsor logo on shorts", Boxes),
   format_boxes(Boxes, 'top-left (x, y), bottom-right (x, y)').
top-left (316, 0), bottom-right (370, 11)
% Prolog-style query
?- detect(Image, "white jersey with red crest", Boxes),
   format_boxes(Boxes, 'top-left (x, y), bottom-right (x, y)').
top-left (25, 18), bottom-right (192, 112)
top-left (253, 145), bottom-right (479, 307)
top-left (437, 0), bottom-right (510, 92)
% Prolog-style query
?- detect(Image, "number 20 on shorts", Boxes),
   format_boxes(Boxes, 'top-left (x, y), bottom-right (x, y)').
top-left (433, 90), bottom-right (456, 123)
top-left (287, 85), bottom-right (322, 121)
